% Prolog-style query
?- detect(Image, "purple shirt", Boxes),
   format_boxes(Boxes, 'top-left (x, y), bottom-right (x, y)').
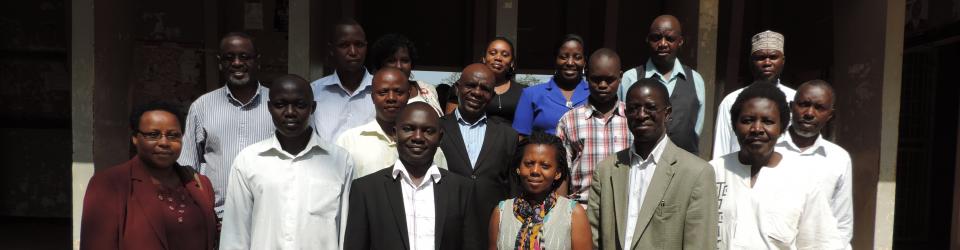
top-left (512, 77), bottom-right (590, 135)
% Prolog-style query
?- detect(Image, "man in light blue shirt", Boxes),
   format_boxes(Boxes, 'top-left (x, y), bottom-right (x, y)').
top-left (311, 19), bottom-right (375, 142)
top-left (617, 15), bottom-right (706, 154)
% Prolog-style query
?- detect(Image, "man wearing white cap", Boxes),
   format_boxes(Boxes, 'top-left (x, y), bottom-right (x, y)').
top-left (711, 30), bottom-right (797, 159)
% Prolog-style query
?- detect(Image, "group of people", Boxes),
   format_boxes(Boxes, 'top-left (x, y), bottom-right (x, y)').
top-left (79, 14), bottom-right (853, 250)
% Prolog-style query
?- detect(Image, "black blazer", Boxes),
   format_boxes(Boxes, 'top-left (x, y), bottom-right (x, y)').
top-left (439, 114), bottom-right (518, 248)
top-left (440, 115), bottom-right (519, 212)
top-left (344, 167), bottom-right (479, 250)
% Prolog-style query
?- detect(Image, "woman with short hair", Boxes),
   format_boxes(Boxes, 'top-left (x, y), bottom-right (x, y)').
top-left (488, 132), bottom-right (591, 250)
top-left (80, 101), bottom-right (218, 250)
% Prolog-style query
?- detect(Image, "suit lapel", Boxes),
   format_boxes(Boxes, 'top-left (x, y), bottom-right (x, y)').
top-left (442, 117), bottom-right (472, 171)
top-left (383, 173), bottom-right (410, 250)
top-left (610, 151), bottom-right (630, 250)
top-left (471, 123), bottom-right (498, 170)
top-left (433, 173), bottom-right (449, 249)
top-left (630, 142), bottom-right (679, 248)
top-left (128, 162), bottom-right (169, 249)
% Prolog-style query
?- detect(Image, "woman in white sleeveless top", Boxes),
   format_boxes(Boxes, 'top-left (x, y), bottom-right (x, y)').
top-left (488, 132), bottom-right (591, 250)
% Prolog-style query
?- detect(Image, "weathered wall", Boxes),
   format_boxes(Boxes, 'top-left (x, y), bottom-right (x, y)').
top-left (0, 0), bottom-right (71, 218)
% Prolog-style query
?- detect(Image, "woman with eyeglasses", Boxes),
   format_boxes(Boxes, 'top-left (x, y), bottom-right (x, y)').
top-left (80, 101), bottom-right (218, 250)
top-left (512, 34), bottom-right (590, 136)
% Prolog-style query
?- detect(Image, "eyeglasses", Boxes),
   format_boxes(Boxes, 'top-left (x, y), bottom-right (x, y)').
top-left (136, 130), bottom-right (183, 142)
top-left (219, 53), bottom-right (257, 62)
top-left (625, 104), bottom-right (665, 115)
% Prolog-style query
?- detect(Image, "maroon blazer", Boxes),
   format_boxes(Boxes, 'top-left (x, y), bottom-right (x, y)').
top-left (80, 157), bottom-right (218, 250)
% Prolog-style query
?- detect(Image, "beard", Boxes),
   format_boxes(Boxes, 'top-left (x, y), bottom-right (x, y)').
top-left (226, 74), bottom-right (251, 86)
top-left (791, 125), bottom-right (819, 138)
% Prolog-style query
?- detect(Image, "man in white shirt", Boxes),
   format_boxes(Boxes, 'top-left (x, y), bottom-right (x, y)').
top-left (589, 79), bottom-right (717, 250)
top-left (336, 68), bottom-right (447, 179)
top-left (776, 80), bottom-right (854, 247)
top-left (220, 75), bottom-right (354, 250)
top-left (713, 30), bottom-right (797, 159)
top-left (345, 102), bottom-right (479, 250)
top-left (711, 83), bottom-right (842, 250)
top-left (312, 19), bottom-right (376, 142)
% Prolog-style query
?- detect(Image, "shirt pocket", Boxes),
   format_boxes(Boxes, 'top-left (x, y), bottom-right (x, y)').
top-left (307, 180), bottom-right (343, 217)
top-left (764, 206), bottom-right (802, 248)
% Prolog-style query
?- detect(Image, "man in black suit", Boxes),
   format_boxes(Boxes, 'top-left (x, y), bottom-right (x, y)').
top-left (345, 102), bottom-right (479, 250)
top-left (440, 63), bottom-right (519, 248)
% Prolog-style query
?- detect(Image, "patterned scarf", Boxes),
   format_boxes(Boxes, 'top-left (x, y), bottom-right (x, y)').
top-left (513, 192), bottom-right (558, 250)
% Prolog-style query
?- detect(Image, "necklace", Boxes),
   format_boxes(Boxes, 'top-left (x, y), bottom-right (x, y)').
top-left (154, 180), bottom-right (189, 223)
top-left (498, 95), bottom-right (502, 110)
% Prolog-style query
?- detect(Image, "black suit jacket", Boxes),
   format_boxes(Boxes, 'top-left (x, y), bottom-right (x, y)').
top-left (345, 167), bottom-right (479, 250)
top-left (439, 114), bottom-right (518, 247)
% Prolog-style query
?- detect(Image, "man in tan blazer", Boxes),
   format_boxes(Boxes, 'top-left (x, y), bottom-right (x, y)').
top-left (588, 78), bottom-right (717, 249)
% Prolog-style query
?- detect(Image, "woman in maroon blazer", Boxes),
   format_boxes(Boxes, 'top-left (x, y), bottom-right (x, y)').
top-left (81, 102), bottom-right (218, 250)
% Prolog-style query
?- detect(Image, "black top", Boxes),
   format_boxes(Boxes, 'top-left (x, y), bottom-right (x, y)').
top-left (486, 82), bottom-right (525, 124)
top-left (448, 82), bottom-right (526, 124)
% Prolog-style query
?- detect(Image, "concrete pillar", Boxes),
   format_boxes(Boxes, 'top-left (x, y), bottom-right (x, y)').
top-left (696, 0), bottom-right (719, 159)
top-left (831, 0), bottom-right (904, 249)
top-left (289, 0), bottom-right (317, 79)
top-left (71, 0), bottom-right (135, 247)
top-left (495, 0), bottom-right (518, 53)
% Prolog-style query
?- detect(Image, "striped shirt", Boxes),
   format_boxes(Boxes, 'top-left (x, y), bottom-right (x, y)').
top-left (454, 109), bottom-right (487, 168)
top-left (555, 101), bottom-right (632, 203)
top-left (178, 84), bottom-right (275, 217)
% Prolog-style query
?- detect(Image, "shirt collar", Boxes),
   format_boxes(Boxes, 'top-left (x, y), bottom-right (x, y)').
top-left (223, 82), bottom-right (266, 106)
top-left (391, 159), bottom-right (442, 187)
top-left (454, 108), bottom-right (487, 127)
top-left (630, 134), bottom-right (669, 165)
top-left (545, 77), bottom-right (590, 91)
top-left (643, 58), bottom-right (686, 81)
top-left (358, 120), bottom-right (394, 144)
top-left (319, 69), bottom-right (374, 93)
top-left (262, 129), bottom-right (328, 158)
top-left (585, 101), bottom-right (626, 119)
top-left (777, 129), bottom-right (828, 156)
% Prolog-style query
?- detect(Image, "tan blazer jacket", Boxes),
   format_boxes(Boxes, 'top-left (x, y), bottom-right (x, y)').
top-left (588, 138), bottom-right (718, 250)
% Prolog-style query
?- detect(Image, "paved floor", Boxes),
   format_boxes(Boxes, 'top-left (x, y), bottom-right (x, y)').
top-left (0, 216), bottom-right (70, 250)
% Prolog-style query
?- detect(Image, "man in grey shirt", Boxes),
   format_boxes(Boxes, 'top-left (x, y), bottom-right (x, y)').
top-left (178, 32), bottom-right (275, 217)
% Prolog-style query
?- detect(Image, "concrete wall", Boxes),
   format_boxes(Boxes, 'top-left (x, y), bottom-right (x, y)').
top-left (831, 0), bottom-right (904, 248)
top-left (0, 0), bottom-right (72, 219)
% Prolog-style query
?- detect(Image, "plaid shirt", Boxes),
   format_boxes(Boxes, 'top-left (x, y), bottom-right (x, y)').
top-left (556, 101), bottom-right (632, 203)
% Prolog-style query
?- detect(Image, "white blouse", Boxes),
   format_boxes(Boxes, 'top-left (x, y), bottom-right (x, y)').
top-left (711, 153), bottom-right (844, 250)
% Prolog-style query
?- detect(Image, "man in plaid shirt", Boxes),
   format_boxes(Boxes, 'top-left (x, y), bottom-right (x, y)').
top-left (556, 48), bottom-right (633, 205)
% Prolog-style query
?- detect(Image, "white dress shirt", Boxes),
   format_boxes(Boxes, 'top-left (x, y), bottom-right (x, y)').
top-left (712, 81), bottom-right (796, 159)
top-left (311, 70), bottom-right (376, 143)
top-left (335, 120), bottom-right (447, 179)
top-left (220, 131), bottom-right (355, 250)
top-left (623, 135), bottom-right (668, 250)
top-left (711, 153), bottom-right (844, 250)
top-left (776, 132), bottom-right (854, 247)
top-left (392, 160), bottom-right (442, 250)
